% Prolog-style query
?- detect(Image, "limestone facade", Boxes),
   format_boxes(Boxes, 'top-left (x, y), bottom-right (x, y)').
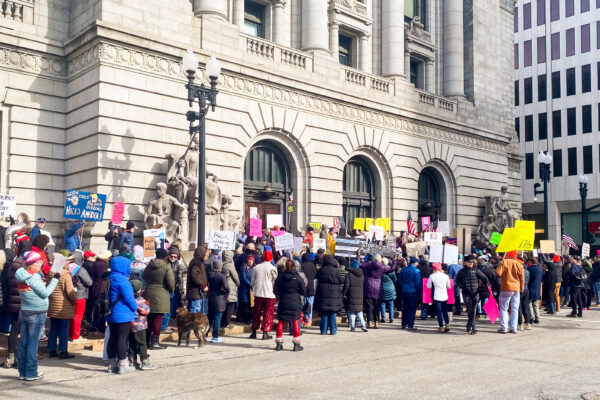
top-left (0, 0), bottom-right (520, 247)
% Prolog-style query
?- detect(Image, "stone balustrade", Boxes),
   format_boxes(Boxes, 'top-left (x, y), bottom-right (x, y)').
top-left (243, 34), bottom-right (311, 71)
top-left (0, 0), bottom-right (33, 23)
top-left (342, 66), bottom-right (393, 95)
top-left (417, 89), bottom-right (457, 113)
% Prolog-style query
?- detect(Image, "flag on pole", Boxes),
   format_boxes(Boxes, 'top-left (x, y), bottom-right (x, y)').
top-left (407, 211), bottom-right (418, 236)
top-left (562, 232), bottom-right (579, 251)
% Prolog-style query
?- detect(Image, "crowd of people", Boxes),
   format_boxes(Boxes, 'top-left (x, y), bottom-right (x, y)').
top-left (0, 219), bottom-right (599, 380)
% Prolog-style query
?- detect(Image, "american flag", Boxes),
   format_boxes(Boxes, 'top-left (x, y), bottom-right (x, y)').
top-left (407, 211), bottom-right (418, 236)
top-left (562, 232), bottom-right (579, 251)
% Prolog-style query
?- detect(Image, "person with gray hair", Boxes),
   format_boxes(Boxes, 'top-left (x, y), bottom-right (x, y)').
top-left (207, 261), bottom-right (229, 343)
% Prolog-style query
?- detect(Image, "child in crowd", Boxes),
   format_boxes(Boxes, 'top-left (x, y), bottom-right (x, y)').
top-left (128, 280), bottom-right (157, 370)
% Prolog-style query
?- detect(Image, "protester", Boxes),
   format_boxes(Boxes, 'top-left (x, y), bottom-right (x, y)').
top-left (163, 246), bottom-right (186, 333)
top-left (30, 218), bottom-right (46, 240)
top-left (567, 257), bottom-right (585, 318)
top-left (143, 248), bottom-right (174, 349)
top-left (15, 251), bottom-right (59, 381)
top-left (361, 254), bottom-right (394, 328)
top-left (496, 250), bottom-right (525, 334)
top-left (64, 221), bottom-right (84, 253)
top-left (221, 250), bottom-right (239, 329)
top-left (207, 260), bottom-right (229, 343)
top-left (527, 258), bottom-right (543, 324)
top-left (518, 263), bottom-right (532, 331)
top-left (249, 249), bottom-right (277, 340)
top-left (273, 259), bottom-right (306, 351)
top-left (2, 242), bottom-right (28, 368)
top-left (592, 254), bottom-right (600, 306)
top-left (128, 279), bottom-right (156, 370)
top-left (447, 255), bottom-right (463, 315)
top-left (399, 257), bottom-right (421, 331)
top-left (379, 259), bottom-right (397, 323)
top-left (105, 222), bottom-right (121, 256)
top-left (343, 260), bottom-right (367, 332)
top-left (427, 263), bottom-right (451, 333)
top-left (47, 260), bottom-right (77, 359)
top-left (68, 260), bottom-right (92, 342)
top-left (314, 255), bottom-right (343, 335)
top-left (120, 222), bottom-right (135, 253)
top-left (237, 254), bottom-right (254, 324)
top-left (186, 245), bottom-right (209, 314)
top-left (456, 255), bottom-right (489, 335)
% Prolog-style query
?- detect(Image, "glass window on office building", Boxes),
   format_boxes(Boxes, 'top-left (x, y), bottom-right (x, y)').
top-left (524, 78), bottom-right (533, 104)
top-left (583, 105), bottom-right (592, 133)
top-left (538, 74), bottom-right (547, 101)
top-left (553, 110), bottom-right (562, 137)
top-left (539, 112), bottom-right (548, 140)
top-left (584, 145), bottom-right (593, 174)
top-left (581, 24), bottom-right (590, 53)
top-left (553, 149), bottom-right (562, 177)
top-left (552, 71), bottom-right (561, 98)
top-left (525, 115), bottom-right (534, 141)
top-left (524, 40), bottom-right (532, 66)
top-left (551, 32), bottom-right (560, 59)
top-left (566, 29), bottom-right (575, 56)
top-left (537, 0), bottom-right (546, 25)
top-left (550, 0), bottom-right (560, 20)
top-left (581, 0), bottom-right (590, 12)
top-left (582, 64), bottom-right (591, 93)
top-left (526, 153), bottom-right (534, 179)
top-left (516, 117), bottom-right (520, 141)
top-left (567, 107), bottom-right (577, 135)
top-left (514, 44), bottom-right (519, 69)
top-left (568, 148), bottom-right (577, 176)
top-left (514, 6), bottom-right (519, 32)
top-left (566, 0), bottom-right (575, 16)
top-left (515, 80), bottom-right (520, 106)
top-left (566, 68), bottom-right (576, 95)
top-left (537, 36), bottom-right (546, 63)
top-left (524, 3), bottom-right (532, 30)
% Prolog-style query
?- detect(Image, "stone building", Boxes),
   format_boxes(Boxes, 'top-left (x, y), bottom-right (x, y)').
top-left (0, 0), bottom-right (520, 247)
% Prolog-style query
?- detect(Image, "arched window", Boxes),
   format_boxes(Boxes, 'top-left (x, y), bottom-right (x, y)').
top-left (343, 156), bottom-right (376, 231)
top-left (418, 167), bottom-right (442, 225)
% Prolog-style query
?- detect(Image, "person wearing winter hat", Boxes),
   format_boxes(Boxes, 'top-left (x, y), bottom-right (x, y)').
top-left (68, 259), bottom-right (92, 342)
top-left (398, 256), bottom-right (421, 330)
top-left (343, 260), bottom-right (368, 332)
top-left (273, 259), bottom-right (306, 351)
top-left (249, 250), bottom-right (278, 340)
top-left (314, 255), bottom-right (343, 335)
top-left (119, 222), bottom-right (135, 253)
top-left (456, 255), bottom-right (489, 334)
top-left (427, 262), bottom-right (451, 333)
top-left (15, 251), bottom-right (60, 381)
top-left (162, 246), bottom-right (186, 333)
top-left (128, 279), bottom-right (157, 370)
top-left (142, 248), bottom-right (174, 350)
top-left (495, 250), bottom-right (525, 334)
top-left (30, 218), bottom-right (46, 240)
top-left (207, 261), bottom-right (229, 343)
top-left (47, 258), bottom-right (77, 360)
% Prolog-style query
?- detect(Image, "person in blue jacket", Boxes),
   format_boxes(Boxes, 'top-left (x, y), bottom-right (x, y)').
top-left (398, 257), bottom-right (422, 331)
top-left (106, 256), bottom-right (137, 375)
top-left (119, 222), bottom-right (135, 253)
top-left (527, 259), bottom-right (544, 324)
top-left (64, 221), bottom-right (84, 252)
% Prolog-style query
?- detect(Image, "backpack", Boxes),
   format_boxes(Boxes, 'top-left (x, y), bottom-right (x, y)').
top-left (572, 266), bottom-right (587, 283)
top-left (96, 278), bottom-right (120, 317)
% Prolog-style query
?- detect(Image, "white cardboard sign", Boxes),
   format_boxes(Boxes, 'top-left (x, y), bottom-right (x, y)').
top-left (0, 194), bottom-right (16, 218)
top-left (208, 230), bottom-right (236, 251)
top-left (266, 214), bottom-right (283, 229)
top-left (274, 233), bottom-right (295, 251)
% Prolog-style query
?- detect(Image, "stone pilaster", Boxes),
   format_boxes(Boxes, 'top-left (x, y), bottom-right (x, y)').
top-left (359, 33), bottom-right (370, 72)
top-left (425, 59), bottom-right (434, 92)
top-left (404, 51), bottom-right (411, 80)
top-left (329, 21), bottom-right (339, 61)
top-left (381, 0), bottom-right (405, 77)
top-left (192, 0), bottom-right (228, 20)
top-left (443, 0), bottom-right (465, 98)
top-left (273, 1), bottom-right (287, 44)
top-left (301, 0), bottom-right (329, 55)
top-left (234, 0), bottom-right (244, 30)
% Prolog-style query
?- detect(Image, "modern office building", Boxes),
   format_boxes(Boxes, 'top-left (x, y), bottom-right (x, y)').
top-left (515, 0), bottom-right (600, 246)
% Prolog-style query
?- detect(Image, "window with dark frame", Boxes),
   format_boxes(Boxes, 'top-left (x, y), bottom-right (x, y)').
top-left (583, 104), bottom-right (592, 133)
top-left (538, 74), bottom-right (547, 101)
top-left (552, 71), bottom-right (561, 98)
top-left (537, 36), bottom-right (546, 63)
top-left (339, 34), bottom-right (354, 68)
top-left (243, 1), bottom-right (266, 38)
top-left (514, 44), bottom-right (519, 69)
top-left (581, 24), bottom-right (591, 53)
top-left (567, 107), bottom-right (577, 135)
top-left (553, 110), bottom-right (562, 137)
top-left (553, 149), bottom-right (562, 177)
top-left (515, 80), bottom-right (520, 106)
top-left (525, 115), bottom-right (534, 141)
top-left (550, 0), bottom-right (560, 20)
top-left (584, 145), bottom-right (593, 174)
top-left (566, 28), bottom-right (575, 56)
top-left (566, 0), bottom-right (575, 16)
top-left (516, 117), bottom-right (520, 141)
top-left (566, 68), bottom-right (576, 96)
top-left (524, 40), bottom-right (532, 66)
top-left (537, 0), bottom-right (546, 25)
top-left (514, 6), bottom-right (519, 32)
top-left (538, 112), bottom-right (548, 140)
top-left (405, 0), bottom-right (428, 29)
top-left (524, 3), bottom-right (532, 30)
top-left (551, 32), bottom-right (560, 60)
top-left (524, 78), bottom-right (533, 104)
top-left (526, 153), bottom-right (534, 180)
top-left (582, 64), bottom-right (591, 92)
top-left (568, 147), bottom-right (577, 176)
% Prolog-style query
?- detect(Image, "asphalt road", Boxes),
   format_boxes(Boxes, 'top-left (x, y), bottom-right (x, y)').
top-left (1, 306), bottom-right (600, 400)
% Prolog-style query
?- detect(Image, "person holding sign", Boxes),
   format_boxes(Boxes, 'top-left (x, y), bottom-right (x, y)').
top-left (495, 251), bottom-right (525, 334)
top-left (426, 263), bottom-right (451, 333)
top-left (64, 221), bottom-right (84, 253)
top-left (249, 250), bottom-right (277, 340)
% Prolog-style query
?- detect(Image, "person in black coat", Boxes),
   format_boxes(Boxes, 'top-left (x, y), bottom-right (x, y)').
top-left (343, 260), bottom-right (367, 332)
top-left (273, 259), bottom-right (306, 351)
top-left (417, 258), bottom-right (433, 319)
top-left (314, 255), bottom-right (343, 335)
top-left (300, 253), bottom-right (317, 323)
top-left (456, 255), bottom-right (489, 335)
top-left (207, 261), bottom-right (229, 343)
top-left (527, 261), bottom-right (544, 323)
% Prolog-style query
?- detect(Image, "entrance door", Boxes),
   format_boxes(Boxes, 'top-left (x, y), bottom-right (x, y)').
top-left (245, 202), bottom-right (282, 233)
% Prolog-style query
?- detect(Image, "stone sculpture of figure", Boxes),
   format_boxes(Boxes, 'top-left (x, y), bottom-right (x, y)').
top-left (489, 186), bottom-right (520, 230)
top-left (205, 158), bottom-right (223, 215)
top-left (166, 136), bottom-right (199, 218)
top-left (145, 182), bottom-right (187, 244)
top-left (477, 214), bottom-right (500, 245)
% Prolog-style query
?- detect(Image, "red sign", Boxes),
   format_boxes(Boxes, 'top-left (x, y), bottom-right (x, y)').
top-left (588, 222), bottom-right (600, 235)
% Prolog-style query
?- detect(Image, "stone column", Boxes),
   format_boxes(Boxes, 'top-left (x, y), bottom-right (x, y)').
top-left (273, 0), bottom-right (286, 44)
top-left (234, 0), bottom-right (244, 30)
top-left (425, 60), bottom-right (434, 92)
top-left (404, 51), bottom-right (411, 80)
top-left (359, 33), bottom-right (370, 72)
top-left (329, 22), bottom-right (339, 61)
top-left (302, 0), bottom-right (329, 54)
top-left (381, 0), bottom-right (405, 77)
top-left (443, 0), bottom-right (465, 97)
top-left (192, 0), bottom-right (228, 20)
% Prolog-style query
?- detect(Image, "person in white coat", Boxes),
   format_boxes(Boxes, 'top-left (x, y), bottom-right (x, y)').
top-left (249, 250), bottom-right (278, 340)
top-left (427, 263), bottom-right (451, 333)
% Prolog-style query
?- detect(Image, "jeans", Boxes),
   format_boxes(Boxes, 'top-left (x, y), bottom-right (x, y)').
top-left (433, 300), bottom-right (449, 327)
top-left (401, 292), bottom-right (418, 328)
top-left (499, 291), bottom-right (520, 332)
top-left (347, 311), bottom-right (366, 329)
top-left (188, 298), bottom-right (207, 314)
top-left (319, 312), bottom-right (337, 335)
top-left (208, 310), bottom-right (223, 339)
top-left (379, 300), bottom-right (394, 322)
top-left (162, 293), bottom-right (175, 331)
top-left (463, 292), bottom-right (479, 331)
top-left (171, 290), bottom-right (182, 317)
top-left (531, 300), bottom-right (540, 321)
top-left (17, 311), bottom-right (46, 379)
top-left (594, 281), bottom-right (600, 305)
top-left (303, 296), bottom-right (314, 321)
top-left (48, 318), bottom-right (70, 353)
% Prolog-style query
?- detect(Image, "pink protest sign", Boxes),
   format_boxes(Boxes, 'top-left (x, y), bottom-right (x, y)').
top-left (271, 230), bottom-right (285, 237)
top-left (482, 285), bottom-right (499, 324)
top-left (422, 279), bottom-right (432, 304)
top-left (421, 216), bottom-right (431, 231)
top-left (447, 279), bottom-right (455, 305)
top-left (249, 218), bottom-right (262, 237)
top-left (111, 201), bottom-right (125, 225)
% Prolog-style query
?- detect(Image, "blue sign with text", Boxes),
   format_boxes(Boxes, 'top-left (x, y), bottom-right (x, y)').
top-left (63, 190), bottom-right (106, 221)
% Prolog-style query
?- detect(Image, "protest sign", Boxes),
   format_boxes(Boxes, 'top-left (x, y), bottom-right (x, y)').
top-left (271, 230), bottom-right (285, 237)
top-left (365, 218), bottom-right (374, 230)
top-left (375, 218), bottom-right (391, 231)
top-left (582, 243), bottom-right (590, 258)
top-left (422, 279), bottom-right (432, 304)
top-left (294, 237), bottom-right (304, 252)
top-left (0, 194), bottom-right (16, 218)
top-left (532, 249), bottom-right (538, 258)
top-left (539, 240), bottom-right (556, 254)
top-left (429, 245), bottom-right (459, 264)
top-left (386, 235), bottom-right (396, 247)
top-left (447, 279), bottom-right (455, 305)
top-left (313, 238), bottom-right (326, 251)
top-left (443, 245), bottom-right (459, 265)
top-left (368, 225), bottom-right (385, 241)
top-left (144, 229), bottom-right (165, 257)
top-left (111, 201), bottom-right (125, 225)
top-left (353, 218), bottom-right (365, 231)
top-left (455, 226), bottom-right (472, 257)
top-left (334, 238), bottom-right (361, 257)
top-left (249, 207), bottom-right (259, 219)
top-left (50, 253), bottom-right (67, 274)
top-left (482, 285), bottom-right (499, 324)
top-left (514, 220), bottom-right (535, 250)
top-left (208, 230), bottom-right (237, 251)
top-left (358, 242), bottom-right (396, 257)
top-left (64, 190), bottom-right (106, 221)
top-left (275, 233), bottom-right (295, 251)
top-left (429, 245), bottom-right (444, 263)
top-left (496, 227), bottom-right (533, 252)
top-left (421, 216), bottom-right (431, 231)
top-left (143, 236), bottom-right (155, 258)
top-left (249, 218), bottom-right (262, 237)
top-left (266, 214), bottom-right (283, 229)
top-left (309, 222), bottom-right (321, 232)
top-left (489, 232), bottom-right (502, 245)
top-left (406, 241), bottom-right (428, 257)
top-left (437, 221), bottom-right (450, 237)
top-left (424, 232), bottom-right (442, 244)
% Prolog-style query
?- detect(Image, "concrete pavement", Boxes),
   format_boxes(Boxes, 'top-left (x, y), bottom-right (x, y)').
top-left (1, 307), bottom-right (600, 400)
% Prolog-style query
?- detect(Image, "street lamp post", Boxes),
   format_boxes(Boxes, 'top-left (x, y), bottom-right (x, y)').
top-left (182, 50), bottom-right (221, 247)
top-left (534, 151), bottom-right (552, 240)
top-left (579, 174), bottom-right (590, 246)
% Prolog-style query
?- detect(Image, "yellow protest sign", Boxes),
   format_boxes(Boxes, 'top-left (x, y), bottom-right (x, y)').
top-left (514, 220), bottom-right (535, 250)
top-left (309, 222), bottom-right (321, 231)
top-left (353, 218), bottom-right (365, 231)
top-left (375, 218), bottom-right (391, 231)
top-left (365, 218), bottom-right (374, 230)
top-left (496, 227), bottom-right (534, 252)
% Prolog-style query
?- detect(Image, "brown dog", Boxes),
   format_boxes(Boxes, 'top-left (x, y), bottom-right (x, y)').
top-left (175, 307), bottom-right (210, 348)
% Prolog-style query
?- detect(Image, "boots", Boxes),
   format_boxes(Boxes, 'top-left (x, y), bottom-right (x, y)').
top-left (59, 352), bottom-right (75, 360)
top-left (117, 358), bottom-right (136, 374)
top-left (149, 335), bottom-right (166, 350)
top-left (444, 325), bottom-right (450, 333)
top-left (275, 342), bottom-right (283, 351)
top-left (293, 342), bottom-right (303, 352)
top-left (140, 359), bottom-right (158, 371)
top-left (249, 330), bottom-right (257, 339)
top-left (262, 331), bottom-right (272, 340)
top-left (107, 358), bottom-right (118, 374)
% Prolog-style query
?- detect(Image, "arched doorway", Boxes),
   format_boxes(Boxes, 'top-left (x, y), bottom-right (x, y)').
top-left (418, 167), bottom-right (444, 229)
top-left (244, 141), bottom-right (292, 230)
top-left (343, 156), bottom-right (377, 232)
